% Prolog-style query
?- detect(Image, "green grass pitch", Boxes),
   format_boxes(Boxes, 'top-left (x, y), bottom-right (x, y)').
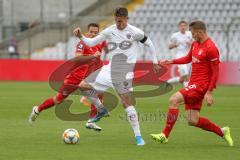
top-left (0, 81), bottom-right (239, 160)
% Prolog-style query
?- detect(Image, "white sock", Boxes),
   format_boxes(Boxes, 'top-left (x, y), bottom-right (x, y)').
top-left (221, 127), bottom-right (225, 135)
top-left (183, 81), bottom-right (189, 87)
top-left (82, 90), bottom-right (104, 110)
top-left (167, 77), bottom-right (180, 84)
top-left (35, 106), bottom-right (40, 114)
top-left (125, 106), bottom-right (141, 137)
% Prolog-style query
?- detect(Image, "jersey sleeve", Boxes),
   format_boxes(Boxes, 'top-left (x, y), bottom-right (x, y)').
top-left (207, 45), bottom-right (220, 91)
top-left (81, 28), bottom-right (108, 47)
top-left (100, 27), bottom-right (110, 39)
top-left (172, 44), bottom-right (193, 64)
top-left (207, 46), bottom-right (220, 64)
top-left (133, 27), bottom-right (145, 42)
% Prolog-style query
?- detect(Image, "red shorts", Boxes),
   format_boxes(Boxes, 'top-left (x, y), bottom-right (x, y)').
top-left (59, 68), bottom-right (88, 96)
top-left (179, 83), bottom-right (208, 111)
top-left (59, 64), bottom-right (102, 96)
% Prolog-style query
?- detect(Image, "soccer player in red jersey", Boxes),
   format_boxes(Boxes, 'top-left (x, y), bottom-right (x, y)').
top-left (151, 21), bottom-right (233, 146)
top-left (29, 23), bottom-right (108, 131)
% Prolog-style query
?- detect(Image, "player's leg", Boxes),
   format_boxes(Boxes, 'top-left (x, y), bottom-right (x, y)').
top-left (187, 109), bottom-right (223, 136)
top-left (88, 94), bottom-right (103, 118)
top-left (28, 92), bottom-right (68, 124)
top-left (178, 64), bottom-right (190, 87)
top-left (79, 80), bottom-right (109, 123)
top-left (118, 91), bottom-right (145, 146)
top-left (186, 109), bottom-right (234, 146)
top-left (179, 75), bottom-right (189, 87)
top-left (86, 94), bottom-right (103, 131)
top-left (184, 84), bottom-right (233, 146)
top-left (80, 67), bottom-right (114, 122)
top-left (151, 91), bottom-right (184, 143)
top-left (29, 76), bottom-right (80, 124)
top-left (167, 76), bottom-right (180, 84)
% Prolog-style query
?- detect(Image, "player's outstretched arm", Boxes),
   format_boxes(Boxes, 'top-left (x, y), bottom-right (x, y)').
top-left (172, 47), bottom-right (192, 64)
top-left (73, 27), bottom-right (106, 47)
top-left (142, 38), bottom-right (158, 64)
top-left (142, 37), bottom-right (161, 73)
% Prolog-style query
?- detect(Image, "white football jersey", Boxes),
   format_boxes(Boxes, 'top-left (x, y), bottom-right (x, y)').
top-left (170, 31), bottom-right (192, 58)
top-left (100, 24), bottom-right (145, 71)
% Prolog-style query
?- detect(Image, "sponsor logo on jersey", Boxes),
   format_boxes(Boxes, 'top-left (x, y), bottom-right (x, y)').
top-left (192, 56), bottom-right (200, 63)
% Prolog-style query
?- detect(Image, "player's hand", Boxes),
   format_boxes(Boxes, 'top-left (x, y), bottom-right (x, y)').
top-left (169, 43), bottom-right (178, 49)
top-left (187, 41), bottom-right (192, 46)
top-left (160, 60), bottom-right (173, 65)
top-left (204, 91), bottom-right (214, 106)
top-left (93, 51), bottom-right (101, 58)
top-left (153, 64), bottom-right (161, 74)
top-left (73, 27), bottom-right (82, 38)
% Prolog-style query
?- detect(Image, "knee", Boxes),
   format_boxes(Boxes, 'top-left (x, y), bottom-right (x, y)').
top-left (120, 94), bottom-right (132, 108)
top-left (179, 75), bottom-right (188, 83)
top-left (79, 81), bottom-right (92, 91)
top-left (169, 95), bottom-right (179, 107)
top-left (187, 118), bottom-right (198, 126)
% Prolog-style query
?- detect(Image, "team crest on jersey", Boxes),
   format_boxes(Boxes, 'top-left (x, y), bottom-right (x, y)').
top-left (198, 49), bottom-right (203, 55)
top-left (126, 34), bottom-right (132, 39)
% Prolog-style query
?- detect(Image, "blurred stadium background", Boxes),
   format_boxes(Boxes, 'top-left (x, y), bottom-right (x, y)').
top-left (0, 0), bottom-right (239, 83)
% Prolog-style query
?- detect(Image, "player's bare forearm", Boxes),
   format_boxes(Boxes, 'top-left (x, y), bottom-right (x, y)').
top-left (168, 43), bottom-right (177, 50)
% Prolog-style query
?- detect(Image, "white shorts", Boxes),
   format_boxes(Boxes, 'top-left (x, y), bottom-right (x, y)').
top-left (177, 63), bottom-right (191, 76)
top-left (84, 66), bottom-right (133, 94)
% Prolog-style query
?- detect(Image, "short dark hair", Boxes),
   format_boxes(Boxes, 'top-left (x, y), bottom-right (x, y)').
top-left (114, 7), bottom-right (128, 17)
top-left (189, 21), bottom-right (207, 32)
top-left (178, 20), bottom-right (188, 26)
top-left (87, 23), bottom-right (99, 30)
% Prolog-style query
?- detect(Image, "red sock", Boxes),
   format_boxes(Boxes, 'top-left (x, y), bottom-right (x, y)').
top-left (196, 117), bottom-right (224, 137)
top-left (38, 98), bottom-right (55, 112)
top-left (89, 95), bottom-right (103, 118)
top-left (89, 104), bottom-right (97, 118)
top-left (162, 108), bottom-right (179, 137)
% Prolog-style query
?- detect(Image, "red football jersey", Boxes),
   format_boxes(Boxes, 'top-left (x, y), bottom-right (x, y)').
top-left (173, 38), bottom-right (220, 90)
top-left (69, 40), bottom-right (107, 80)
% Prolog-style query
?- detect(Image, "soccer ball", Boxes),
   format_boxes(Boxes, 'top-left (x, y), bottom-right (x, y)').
top-left (62, 128), bottom-right (79, 144)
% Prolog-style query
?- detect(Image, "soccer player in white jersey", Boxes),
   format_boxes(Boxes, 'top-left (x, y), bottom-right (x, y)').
top-left (167, 21), bottom-right (192, 87)
top-left (73, 7), bottom-right (160, 146)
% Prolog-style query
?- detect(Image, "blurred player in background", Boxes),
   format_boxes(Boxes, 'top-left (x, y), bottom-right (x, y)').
top-left (151, 21), bottom-right (233, 146)
top-left (29, 23), bottom-right (108, 131)
top-left (167, 21), bottom-right (192, 87)
top-left (73, 7), bottom-right (160, 146)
